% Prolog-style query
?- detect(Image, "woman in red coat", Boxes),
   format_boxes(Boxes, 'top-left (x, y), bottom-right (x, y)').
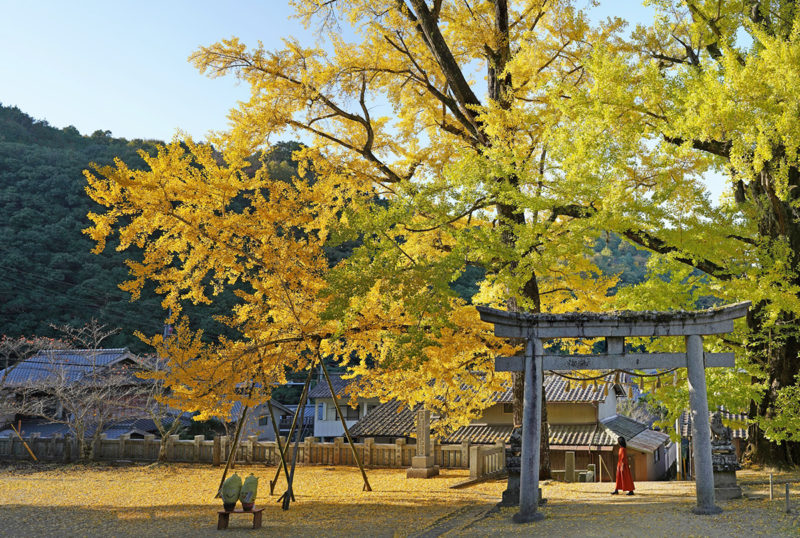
top-left (612, 436), bottom-right (635, 495)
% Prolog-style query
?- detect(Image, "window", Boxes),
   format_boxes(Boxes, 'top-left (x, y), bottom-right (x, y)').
top-left (503, 403), bottom-right (513, 414)
top-left (345, 406), bottom-right (360, 420)
top-left (324, 403), bottom-right (360, 420)
top-left (318, 403), bottom-right (324, 420)
top-left (325, 403), bottom-right (338, 421)
top-left (365, 404), bottom-right (378, 416)
top-left (258, 415), bottom-right (269, 426)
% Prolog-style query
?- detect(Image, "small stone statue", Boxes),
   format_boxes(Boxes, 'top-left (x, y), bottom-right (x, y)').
top-left (709, 411), bottom-right (742, 499)
top-left (499, 427), bottom-right (522, 507)
top-left (710, 412), bottom-right (732, 444)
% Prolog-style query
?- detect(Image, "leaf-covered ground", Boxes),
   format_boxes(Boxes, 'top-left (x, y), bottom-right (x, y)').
top-left (0, 464), bottom-right (797, 536)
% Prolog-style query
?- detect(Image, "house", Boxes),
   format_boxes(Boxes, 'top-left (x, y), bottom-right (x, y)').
top-left (0, 347), bottom-right (143, 388)
top-left (350, 374), bottom-right (672, 481)
top-left (236, 399), bottom-right (311, 442)
top-left (308, 374), bottom-right (380, 441)
top-left (0, 348), bottom-right (166, 439)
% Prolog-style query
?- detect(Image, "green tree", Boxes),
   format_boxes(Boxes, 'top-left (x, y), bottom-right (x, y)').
top-left (556, 0), bottom-right (800, 464)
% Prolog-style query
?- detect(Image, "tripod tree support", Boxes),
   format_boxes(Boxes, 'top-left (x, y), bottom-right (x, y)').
top-left (215, 403), bottom-right (249, 498)
top-left (269, 367), bottom-right (313, 495)
top-left (269, 367), bottom-right (313, 498)
top-left (280, 373), bottom-right (311, 510)
top-left (319, 357), bottom-right (372, 492)
top-left (266, 399), bottom-right (295, 502)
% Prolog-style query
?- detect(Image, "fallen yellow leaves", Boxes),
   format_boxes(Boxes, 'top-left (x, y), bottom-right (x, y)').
top-left (0, 465), bottom-right (796, 536)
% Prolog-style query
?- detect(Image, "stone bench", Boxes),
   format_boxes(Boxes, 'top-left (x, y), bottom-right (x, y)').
top-left (217, 507), bottom-right (264, 530)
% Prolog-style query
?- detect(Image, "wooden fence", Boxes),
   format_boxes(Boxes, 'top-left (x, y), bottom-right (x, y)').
top-left (0, 433), bottom-right (494, 470)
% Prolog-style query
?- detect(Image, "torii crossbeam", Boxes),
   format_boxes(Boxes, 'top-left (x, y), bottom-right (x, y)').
top-left (477, 301), bottom-right (750, 523)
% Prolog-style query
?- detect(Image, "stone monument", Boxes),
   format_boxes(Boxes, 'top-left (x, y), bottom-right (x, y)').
top-left (710, 411), bottom-right (742, 500)
top-left (407, 408), bottom-right (439, 478)
top-left (499, 427), bottom-right (522, 506)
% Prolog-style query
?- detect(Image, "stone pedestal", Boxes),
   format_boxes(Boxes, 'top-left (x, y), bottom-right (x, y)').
top-left (407, 455), bottom-right (439, 478)
top-left (407, 409), bottom-right (439, 479)
top-left (713, 470), bottom-right (742, 500)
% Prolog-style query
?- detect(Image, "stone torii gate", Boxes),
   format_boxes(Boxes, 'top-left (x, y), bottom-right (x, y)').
top-left (476, 301), bottom-right (750, 523)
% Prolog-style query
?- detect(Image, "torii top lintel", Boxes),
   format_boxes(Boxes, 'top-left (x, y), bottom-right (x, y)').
top-left (476, 301), bottom-right (751, 339)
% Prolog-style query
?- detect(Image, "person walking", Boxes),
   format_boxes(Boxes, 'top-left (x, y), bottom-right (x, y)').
top-left (611, 436), bottom-right (635, 495)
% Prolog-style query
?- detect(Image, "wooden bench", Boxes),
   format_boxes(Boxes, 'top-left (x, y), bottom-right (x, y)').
top-left (217, 507), bottom-right (264, 530)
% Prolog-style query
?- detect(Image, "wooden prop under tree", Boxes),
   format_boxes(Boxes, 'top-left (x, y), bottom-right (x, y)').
top-left (279, 377), bottom-right (309, 510)
top-left (215, 403), bottom-right (249, 498)
top-left (266, 400), bottom-right (295, 502)
top-left (273, 353), bottom-right (372, 511)
top-left (318, 353), bottom-right (372, 492)
top-left (10, 423), bottom-right (37, 462)
top-left (268, 367), bottom-right (315, 499)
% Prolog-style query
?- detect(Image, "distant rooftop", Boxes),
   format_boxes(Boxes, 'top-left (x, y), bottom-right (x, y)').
top-left (0, 348), bottom-right (139, 387)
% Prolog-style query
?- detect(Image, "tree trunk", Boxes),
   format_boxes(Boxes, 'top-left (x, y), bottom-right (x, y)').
top-left (740, 162), bottom-right (800, 466)
top-left (489, 0), bottom-right (551, 481)
top-left (158, 436), bottom-right (169, 463)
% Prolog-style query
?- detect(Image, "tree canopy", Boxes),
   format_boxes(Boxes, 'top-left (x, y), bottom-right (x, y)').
top-left (84, 0), bottom-right (800, 466)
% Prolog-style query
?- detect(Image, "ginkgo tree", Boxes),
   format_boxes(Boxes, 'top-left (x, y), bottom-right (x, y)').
top-left (85, 0), bottom-right (637, 493)
top-left (546, 0), bottom-right (800, 464)
top-left (85, 140), bottom-right (513, 435)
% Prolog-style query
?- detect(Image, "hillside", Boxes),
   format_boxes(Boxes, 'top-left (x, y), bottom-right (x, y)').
top-left (0, 104), bottom-right (654, 352)
top-left (0, 105), bottom-right (304, 350)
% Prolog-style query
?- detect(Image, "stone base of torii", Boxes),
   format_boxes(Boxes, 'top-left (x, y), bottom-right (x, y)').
top-left (477, 302), bottom-right (750, 523)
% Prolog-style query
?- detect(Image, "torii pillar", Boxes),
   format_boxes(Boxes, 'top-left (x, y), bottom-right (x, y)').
top-left (477, 302), bottom-right (750, 523)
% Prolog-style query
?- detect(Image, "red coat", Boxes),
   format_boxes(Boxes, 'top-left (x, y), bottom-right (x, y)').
top-left (615, 446), bottom-right (635, 491)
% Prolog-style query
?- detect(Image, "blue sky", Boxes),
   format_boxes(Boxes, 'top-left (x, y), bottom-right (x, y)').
top-left (0, 1), bottom-right (655, 141)
top-left (1, 2), bottom-right (724, 199)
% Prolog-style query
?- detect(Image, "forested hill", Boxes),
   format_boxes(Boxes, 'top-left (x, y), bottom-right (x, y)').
top-left (0, 104), bottom-right (651, 351)
top-left (0, 104), bottom-right (304, 350)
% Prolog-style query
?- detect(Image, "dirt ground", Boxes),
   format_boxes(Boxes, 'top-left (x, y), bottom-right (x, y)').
top-left (0, 464), bottom-right (797, 536)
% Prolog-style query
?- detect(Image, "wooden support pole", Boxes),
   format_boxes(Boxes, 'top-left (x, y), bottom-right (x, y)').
top-left (9, 424), bottom-right (37, 462)
top-left (267, 400), bottom-right (295, 502)
top-left (215, 404), bottom-right (248, 498)
top-left (269, 368), bottom-right (313, 497)
top-left (319, 358), bottom-right (372, 492)
top-left (513, 337), bottom-right (544, 523)
top-left (770, 473), bottom-right (774, 500)
top-left (280, 377), bottom-right (311, 510)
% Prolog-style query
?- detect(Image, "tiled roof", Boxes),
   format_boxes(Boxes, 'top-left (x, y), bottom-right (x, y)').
top-left (0, 348), bottom-right (137, 387)
top-left (600, 414), bottom-right (669, 453)
top-left (443, 424), bottom-right (514, 444)
top-left (462, 374), bottom-right (622, 405)
top-left (230, 399), bottom-right (295, 422)
top-left (549, 423), bottom-right (617, 446)
top-left (600, 414), bottom-right (647, 440)
top-left (679, 410), bottom-right (748, 439)
top-left (0, 414), bottom-right (193, 440)
top-left (627, 428), bottom-right (670, 453)
top-left (545, 375), bottom-right (623, 403)
top-left (349, 400), bottom-right (417, 438)
top-left (0, 420), bottom-right (72, 438)
top-left (308, 375), bottom-right (359, 399)
top-left (350, 402), bottom-right (514, 445)
top-left (350, 401), bottom-right (659, 449)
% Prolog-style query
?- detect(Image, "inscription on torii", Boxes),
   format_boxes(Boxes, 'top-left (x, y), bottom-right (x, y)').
top-left (477, 302), bottom-right (750, 524)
